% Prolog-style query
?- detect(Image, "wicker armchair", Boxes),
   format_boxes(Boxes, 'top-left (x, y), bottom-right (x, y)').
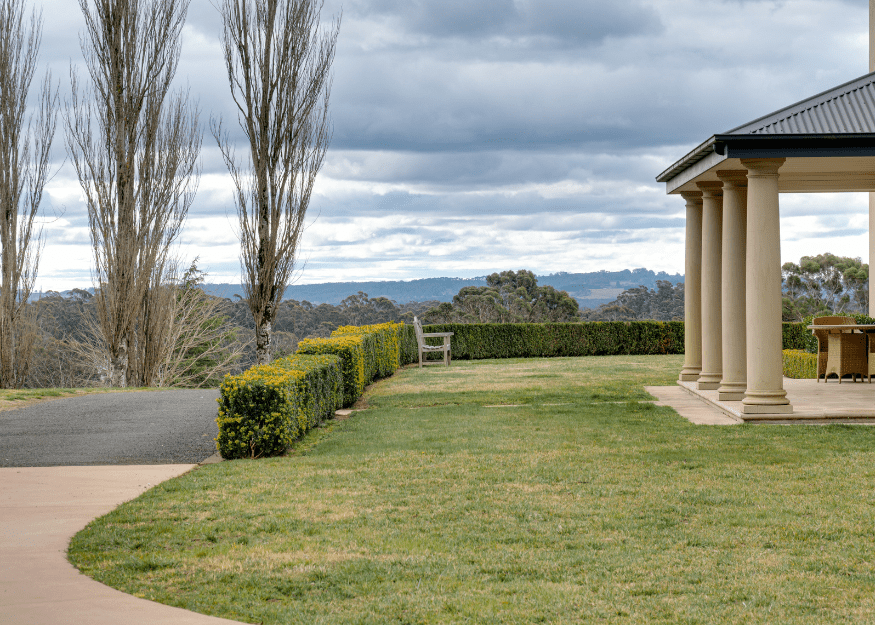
top-left (814, 316), bottom-right (868, 383)
top-left (868, 334), bottom-right (875, 383)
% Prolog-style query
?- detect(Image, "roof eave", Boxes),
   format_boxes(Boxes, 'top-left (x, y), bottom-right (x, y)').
top-left (655, 136), bottom-right (717, 184)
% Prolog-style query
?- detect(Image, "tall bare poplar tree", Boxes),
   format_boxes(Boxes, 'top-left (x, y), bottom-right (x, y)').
top-left (65, 0), bottom-right (201, 387)
top-left (0, 0), bottom-right (57, 389)
top-left (213, 0), bottom-right (339, 364)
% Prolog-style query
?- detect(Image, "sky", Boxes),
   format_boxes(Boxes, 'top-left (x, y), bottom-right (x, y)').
top-left (27, 0), bottom-right (874, 291)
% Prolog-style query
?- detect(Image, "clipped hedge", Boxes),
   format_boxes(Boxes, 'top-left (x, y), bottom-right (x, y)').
top-left (403, 321), bottom-right (685, 361)
top-left (332, 323), bottom-right (403, 378)
top-left (782, 323), bottom-right (809, 351)
top-left (782, 349), bottom-right (817, 379)
top-left (216, 354), bottom-right (342, 460)
top-left (297, 321), bottom-right (405, 407)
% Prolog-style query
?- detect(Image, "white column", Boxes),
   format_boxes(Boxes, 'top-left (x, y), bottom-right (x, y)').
top-left (741, 158), bottom-right (792, 414)
top-left (870, 193), bottom-right (874, 317)
top-left (696, 182), bottom-right (723, 390)
top-left (717, 171), bottom-right (747, 401)
top-left (679, 191), bottom-right (703, 381)
top-left (870, 0), bottom-right (874, 316)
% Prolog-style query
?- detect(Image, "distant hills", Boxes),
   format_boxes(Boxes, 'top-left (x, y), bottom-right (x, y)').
top-left (200, 268), bottom-right (684, 309)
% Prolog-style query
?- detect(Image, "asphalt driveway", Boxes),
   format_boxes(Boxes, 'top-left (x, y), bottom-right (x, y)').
top-left (0, 389), bottom-right (221, 467)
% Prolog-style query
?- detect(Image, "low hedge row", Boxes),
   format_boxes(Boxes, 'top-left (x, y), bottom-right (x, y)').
top-left (404, 321), bottom-right (685, 361)
top-left (216, 322), bottom-right (405, 460)
top-left (216, 353), bottom-right (343, 459)
top-left (298, 322), bottom-right (405, 406)
top-left (782, 349), bottom-right (817, 379)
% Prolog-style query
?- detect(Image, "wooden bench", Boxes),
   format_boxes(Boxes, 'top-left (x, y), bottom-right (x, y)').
top-left (413, 317), bottom-right (453, 368)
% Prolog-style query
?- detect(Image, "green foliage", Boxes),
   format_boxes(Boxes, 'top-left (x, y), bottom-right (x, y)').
top-left (424, 269), bottom-right (579, 323)
top-left (296, 335), bottom-right (367, 407)
top-left (782, 253), bottom-right (869, 321)
top-left (332, 322), bottom-right (403, 376)
top-left (580, 280), bottom-right (684, 321)
top-left (216, 354), bottom-right (342, 460)
top-left (781, 322), bottom-right (811, 352)
top-left (297, 321), bottom-right (405, 407)
top-left (782, 349), bottom-right (817, 379)
top-left (408, 321), bottom-right (684, 360)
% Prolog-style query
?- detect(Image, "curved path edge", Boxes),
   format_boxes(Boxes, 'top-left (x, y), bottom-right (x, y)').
top-left (0, 465), bottom-right (241, 625)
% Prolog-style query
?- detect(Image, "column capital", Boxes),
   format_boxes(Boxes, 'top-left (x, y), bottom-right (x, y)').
top-left (695, 181), bottom-right (723, 198)
top-left (740, 158), bottom-right (786, 176)
top-left (679, 190), bottom-right (702, 201)
top-left (716, 170), bottom-right (748, 188)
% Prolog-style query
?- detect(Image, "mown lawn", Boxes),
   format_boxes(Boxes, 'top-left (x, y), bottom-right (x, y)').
top-left (68, 355), bottom-right (875, 624)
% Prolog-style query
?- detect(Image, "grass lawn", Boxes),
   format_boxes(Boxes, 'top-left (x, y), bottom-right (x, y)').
top-left (68, 355), bottom-right (875, 624)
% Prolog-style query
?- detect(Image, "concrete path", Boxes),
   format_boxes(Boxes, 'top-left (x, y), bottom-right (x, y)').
top-left (0, 464), bottom-right (240, 624)
top-left (645, 385), bottom-right (740, 425)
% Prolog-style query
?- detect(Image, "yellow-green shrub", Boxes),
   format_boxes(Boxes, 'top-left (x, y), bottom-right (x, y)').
top-left (297, 322), bottom-right (404, 407)
top-left (296, 335), bottom-right (367, 407)
top-left (332, 322), bottom-right (403, 376)
top-left (216, 354), bottom-right (342, 460)
top-left (782, 349), bottom-right (817, 379)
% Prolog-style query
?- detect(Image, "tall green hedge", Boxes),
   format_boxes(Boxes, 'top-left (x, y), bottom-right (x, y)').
top-left (403, 321), bottom-right (685, 362)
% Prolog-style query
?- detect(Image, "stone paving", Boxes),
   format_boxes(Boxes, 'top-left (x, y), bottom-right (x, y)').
top-left (649, 378), bottom-right (875, 425)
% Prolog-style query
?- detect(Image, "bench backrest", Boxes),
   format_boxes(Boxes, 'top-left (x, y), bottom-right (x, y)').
top-left (413, 316), bottom-right (424, 347)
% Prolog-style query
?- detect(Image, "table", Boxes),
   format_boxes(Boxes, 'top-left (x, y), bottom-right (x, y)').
top-left (807, 324), bottom-right (875, 383)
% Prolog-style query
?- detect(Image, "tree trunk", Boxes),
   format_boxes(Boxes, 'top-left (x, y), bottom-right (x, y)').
top-left (110, 339), bottom-right (128, 387)
top-left (255, 315), bottom-right (272, 365)
top-left (0, 304), bottom-right (12, 388)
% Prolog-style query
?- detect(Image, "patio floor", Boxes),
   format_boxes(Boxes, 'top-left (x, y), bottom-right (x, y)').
top-left (648, 378), bottom-right (875, 424)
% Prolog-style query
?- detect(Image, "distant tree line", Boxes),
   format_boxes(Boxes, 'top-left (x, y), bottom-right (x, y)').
top-left (422, 270), bottom-right (580, 323)
top-left (23, 280), bottom-right (435, 388)
top-left (579, 281), bottom-right (684, 322)
top-left (782, 253), bottom-right (869, 321)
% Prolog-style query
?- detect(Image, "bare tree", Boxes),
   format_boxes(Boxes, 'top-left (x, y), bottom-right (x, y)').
top-left (58, 262), bottom-right (245, 388)
top-left (213, 0), bottom-right (339, 365)
top-left (65, 0), bottom-right (201, 386)
top-left (0, 0), bottom-right (57, 389)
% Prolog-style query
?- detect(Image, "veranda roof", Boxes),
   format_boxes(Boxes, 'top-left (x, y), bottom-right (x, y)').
top-left (657, 71), bottom-right (875, 194)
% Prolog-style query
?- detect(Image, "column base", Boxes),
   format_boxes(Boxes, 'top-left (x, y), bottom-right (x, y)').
top-left (717, 382), bottom-right (746, 401)
top-left (742, 389), bottom-right (791, 414)
top-left (679, 368), bottom-right (701, 382)
top-left (742, 403), bottom-right (793, 415)
top-left (697, 372), bottom-right (722, 390)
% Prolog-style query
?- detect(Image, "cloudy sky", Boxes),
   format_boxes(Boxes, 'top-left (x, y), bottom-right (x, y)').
top-left (30, 0), bottom-right (873, 290)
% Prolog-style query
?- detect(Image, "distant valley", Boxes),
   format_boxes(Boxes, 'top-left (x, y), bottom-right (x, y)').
top-left (199, 268), bottom-right (685, 310)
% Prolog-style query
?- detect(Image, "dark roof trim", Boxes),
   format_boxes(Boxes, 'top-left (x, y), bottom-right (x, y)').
top-left (655, 136), bottom-right (716, 183)
top-left (714, 133), bottom-right (875, 159)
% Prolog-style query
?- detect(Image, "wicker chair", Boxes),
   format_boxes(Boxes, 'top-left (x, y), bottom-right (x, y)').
top-left (868, 334), bottom-right (875, 383)
top-left (814, 316), bottom-right (867, 383)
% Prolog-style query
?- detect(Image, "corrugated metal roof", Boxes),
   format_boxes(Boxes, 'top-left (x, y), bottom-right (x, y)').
top-left (726, 71), bottom-right (875, 135)
top-left (657, 71), bottom-right (875, 185)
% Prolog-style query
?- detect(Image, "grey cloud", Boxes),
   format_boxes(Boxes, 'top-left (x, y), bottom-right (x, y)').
top-left (341, 0), bottom-right (661, 45)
